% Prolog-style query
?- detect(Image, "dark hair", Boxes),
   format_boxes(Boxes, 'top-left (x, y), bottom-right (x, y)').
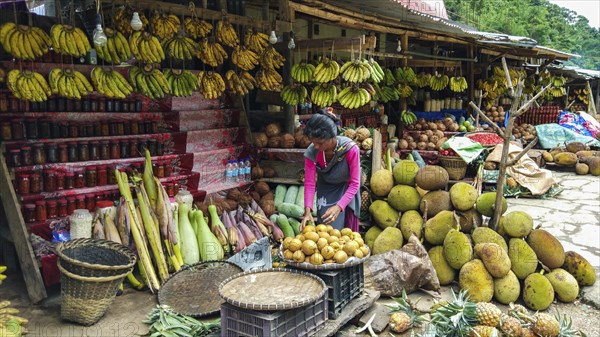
top-left (303, 110), bottom-right (339, 139)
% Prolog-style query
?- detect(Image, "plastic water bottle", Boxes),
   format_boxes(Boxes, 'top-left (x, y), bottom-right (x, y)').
top-left (244, 158), bottom-right (252, 182)
top-left (232, 160), bottom-right (239, 183)
top-left (225, 160), bottom-right (233, 183)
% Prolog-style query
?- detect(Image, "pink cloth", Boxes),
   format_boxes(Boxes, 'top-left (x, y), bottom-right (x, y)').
top-left (304, 145), bottom-right (361, 211)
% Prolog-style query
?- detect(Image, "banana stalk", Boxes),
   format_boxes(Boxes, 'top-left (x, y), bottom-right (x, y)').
top-left (172, 203), bottom-right (183, 266)
top-left (115, 170), bottom-right (160, 292)
top-left (154, 176), bottom-right (181, 272)
top-left (135, 181), bottom-right (170, 284)
top-left (143, 149), bottom-right (158, 210)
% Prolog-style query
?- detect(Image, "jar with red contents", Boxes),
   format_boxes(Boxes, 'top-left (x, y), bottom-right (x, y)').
top-left (110, 140), bottom-right (120, 159)
top-left (164, 161), bottom-right (173, 177)
top-left (65, 172), bottom-right (75, 189)
top-left (58, 144), bottom-right (68, 163)
top-left (30, 172), bottom-right (41, 194)
top-left (56, 171), bottom-right (66, 190)
top-left (21, 146), bottom-right (32, 166)
top-left (75, 195), bottom-right (86, 209)
top-left (44, 170), bottom-right (57, 192)
top-left (23, 204), bottom-right (36, 222)
top-left (85, 193), bottom-right (96, 212)
top-left (74, 169), bottom-right (85, 188)
top-left (97, 165), bottom-right (108, 186)
top-left (129, 139), bottom-right (138, 157)
top-left (155, 161), bottom-right (165, 178)
top-left (58, 198), bottom-right (68, 217)
top-left (66, 197), bottom-right (77, 214)
top-left (35, 200), bottom-right (47, 222)
top-left (17, 173), bottom-right (30, 195)
top-left (8, 149), bottom-right (21, 167)
top-left (85, 166), bottom-right (97, 187)
top-left (47, 200), bottom-right (58, 219)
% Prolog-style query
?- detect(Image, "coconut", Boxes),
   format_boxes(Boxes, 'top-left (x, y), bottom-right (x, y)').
top-left (254, 133), bottom-right (268, 147)
top-left (265, 123), bottom-right (281, 137)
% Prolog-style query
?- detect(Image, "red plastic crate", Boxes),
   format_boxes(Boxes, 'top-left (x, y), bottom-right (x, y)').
top-left (515, 106), bottom-right (560, 125)
top-left (220, 292), bottom-right (328, 337)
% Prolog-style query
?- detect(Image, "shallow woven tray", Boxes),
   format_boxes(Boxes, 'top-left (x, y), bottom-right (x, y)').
top-left (219, 268), bottom-right (327, 311)
top-left (158, 261), bottom-right (243, 317)
top-left (278, 243), bottom-right (370, 270)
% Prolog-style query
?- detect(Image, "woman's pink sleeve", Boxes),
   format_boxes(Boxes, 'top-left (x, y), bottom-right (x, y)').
top-left (336, 145), bottom-right (360, 210)
top-left (304, 158), bottom-right (317, 210)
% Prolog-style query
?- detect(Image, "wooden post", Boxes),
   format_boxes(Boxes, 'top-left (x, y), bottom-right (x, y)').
top-left (0, 148), bottom-right (47, 303)
top-left (595, 79), bottom-right (599, 116)
top-left (467, 45), bottom-right (475, 104)
top-left (372, 129), bottom-right (383, 173)
top-left (219, 0), bottom-right (227, 11)
top-left (279, 0), bottom-right (295, 134)
top-left (400, 34), bottom-right (409, 114)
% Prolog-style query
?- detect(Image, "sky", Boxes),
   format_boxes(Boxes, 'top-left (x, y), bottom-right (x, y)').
top-left (547, 0), bottom-right (600, 28)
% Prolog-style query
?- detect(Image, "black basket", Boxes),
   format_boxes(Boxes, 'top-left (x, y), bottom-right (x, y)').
top-left (55, 238), bottom-right (137, 278)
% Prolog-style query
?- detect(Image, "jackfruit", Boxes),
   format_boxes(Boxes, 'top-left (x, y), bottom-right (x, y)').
top-left (542, 151), bottom-right (553, 162)
top-left (365, 226), bottom-right (383, 249)
top-left (554, 152), bottom-right (577, 166)
top-left (563, 251), bottom-right (596, 286)
top-left (372, 227), bottom-right (404, 255)
top-left (400, 210), bottom-right (423, 241)
top-left (545, 268), bottom-right (579, 303)
top-left (475, 192), bottom-right (507, 217)
top-left (527, 229), bottom-right (565, 269)
top-left (370, 169), bottom-right (394, 196)
top-left (586, 157), bottom-right (600, 176)
top-left (565, 141), bottom-right (586, 153)
top-left (456, 208), bottom-right (482, 233)
top-left (500, 211), bottom-right (533, 238)
top-left (449, 182), bottom-right (478, 211)
top-left (472, 227), bottom-right (508, 253)
top-left (424, 210), bottom-right (457, 245)
top-left (415, 165), bottom-right (449, 191)
top-left (575, 163), bottom-right (589, 175)
top-left (420, 190), bottom-right (452, 218)
top-left (459, 259), bottom-right (494, 302)
top-left (369, 200), bottom-right (399, 229)
top-left (388, 185), bottom-right (421, 212)
top-left (523, 273), bottom-right (555, 311)
top-left (393, 160), bottom-right (420, 186)
top-left (443, 229), bottom-right (473, 270)
top-left (508, 238), bottom-right (538, 280)
top-left (494, 270), bottom-right (520, 305)
top-left (429, 246), bottom-right (456, 286)
top-left (575, 150), bottom-right (598, 158)
top-left (475, 242), bottom-right (511, 278)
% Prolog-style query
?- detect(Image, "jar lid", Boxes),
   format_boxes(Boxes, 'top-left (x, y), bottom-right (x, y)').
top-left (24, 204), bottom-right (36, 209)
top-left (86, 166), bottom-right (97, 171)
top-left (85, 193), bottom-right (96, 198)
top-left (58, 198), bottom-right (67, 204)
top-left (47, 200), bottom-right (57, 206)
top-left (9, 149), bottom-right (20, 153)
top-left (18, 173), bottom-right (30, 178)
top-left (70, 209), bottom-right (92, 219)
top-left (75, 195), bottom-right (85, 200)
top-left (96, 200), bottom-right (114, 209)
top-left (35, 200), bottom-right (46, 206)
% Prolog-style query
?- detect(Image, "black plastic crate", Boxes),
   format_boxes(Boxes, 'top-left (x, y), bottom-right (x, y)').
top-left (290, 263), bottom-right (364, 319)
top-left (220, 292), bottom-right (328, 337)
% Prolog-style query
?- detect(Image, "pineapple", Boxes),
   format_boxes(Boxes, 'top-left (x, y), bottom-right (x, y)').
top-left (521, 328), bottom-right (537, 337)
top-left (387, 289), bottom-right (425, 333)
top-left (498, 314), bottom-right (523, 337)
top-left (475, 302), bottom-right (502, 327)
top-left (429, 290), bottom-right (478, 336)
top-left (469, 325), bottom-right (500, 337)
top-left (531, 313), bottom-right (560, 337)
top-left (360, 190), bottom-right (370, 212)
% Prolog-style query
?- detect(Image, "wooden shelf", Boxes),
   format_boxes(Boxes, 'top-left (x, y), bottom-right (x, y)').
top-left (258, 177), bottom-right (303, 185)
top-left (202, 181), bottom-right (253, 195)
top-left (2, 132), bottom-right (172, 146)
top-left (11, 154), bottom-right (183, 173)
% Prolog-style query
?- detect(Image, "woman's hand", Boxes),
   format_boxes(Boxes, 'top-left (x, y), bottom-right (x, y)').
top-left (300, 208), bottom-right (314, 230)
top-left (322, 205), bottom-right (342, 225)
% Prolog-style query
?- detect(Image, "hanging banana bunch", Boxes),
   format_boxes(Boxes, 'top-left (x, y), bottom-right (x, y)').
top-left (231, 45), bottom-right (259, 71)
top-left (313, 57), bottom-right (340, 83)
top-left (163, 31), bottom-right (198, 60)
top-left (197, 38), bottom-right (228, 67)
top-left (164, 69), bottom-right (197, 97)
top-left (216, 15), bottom-right (239, 47)
top-left (7, 69), bottom-right (51, 102)
top-left (114, 6), bottom-right (148, 35)
top-left (396, 83), bottom-right (413, 98)
top-left (198, 71), bottom-right (226, 100)
top-left (129, 65), bottom-right (171, 99)
top-left (368, 58), bottom-right (385, 83)
top-left (260, 46), bottom-right (285, 69)
top-left (129, 31), bottom-right (165, 63)
top-left (340, 59), bottom-right (372, 83)
top-left (429, 72), bottom-right (449, 91)
top-left (394, 67), bottom-right (416, 84)
top-left (374, 83), bottom-right (400, 103)
top-left (449, 76), bottom-right (468, 92)
top-left (225, 70), bottom-right (255, 96)
top-left (91, 67), bottom-right (133, 99)
top-left (281, 83), bottom-right (308, 105)
top-left (291, 61), bottom-right (316, 83)
top-left (95, 27), bottom-right (131, 64)
top-left (49, 68), bottom-right (94, 99)
top-left (415, 73), bottom-right (431, 88)
top-left (337, 84), bottom-right (371, 109)
top-left (310, 82), bottom-right (338, 107)
top-left (383, 68), bottom-right (396, 86)
top-left (50, 24), bottom-right (91, 57)
top-left (0, 22), bottom-right (52, 60)
top-left (256, 67), bottom-right (283, 92)
top-left (184, 17), bottom-right (212, 39)
top-left (244, 27), bottom-right (268, 54)
top-left (149, 10), bottom-right (180, 40)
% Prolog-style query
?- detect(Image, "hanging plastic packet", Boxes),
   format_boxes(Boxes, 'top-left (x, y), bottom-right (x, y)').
top-left (50, 218), bottom-right (71, 242)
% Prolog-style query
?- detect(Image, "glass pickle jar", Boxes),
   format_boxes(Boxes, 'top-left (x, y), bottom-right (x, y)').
top-left (75, 195), bottom-right (86, 210)
top-left (68, 142), bottom-right (78, 162)
top-left (1, 121), bottom-right (12, 140)
top-left (129, 139), bottom-right (138, 157)
top-left (38, 120), bottom-right (51, 139)
top-left (44, 170), bottom-right (57, 192)
top-left (35, 200), bottom-right (47, 222)
top-left (8, 149), bottom-right (21, 167)
top-left (69, 124), bottom-right (79, 138)
top-left (30, 173), bottom-right (41, 194)
top-left (46, 143), bottom-right (58, 163)
top-left (85, 193), bottom-right (96, 212)
top-left (110, 140), bottom-right (120, 159)
top-left (78, 141), bottom-right (90, 162)
top-left (85, 166), bottom-right (97, 187)
top-left (137, 139), bottom-right (147, 155)
top-left (108, 165), bottom-right (117, 185)
top-left (59, 123), bottom-right (69, 138)
top-left (56, 171), bottom-right (65, 190)
top-left (130, 121), bottom-right (139, 135)
top-left (17, 174), bottom-right (30, 195)
top-left (50, 122), bottom-right (60, 139)
top-left (65, 172), bottom-right (74, 189)
top-left (58, 144), bottom-right (68, 163)
top-left (11, 119), bottom-right (24, 140)
top-left (97, 165), bottom-right (107, 186)
top-left (23, 204), bottom-right (36, 223)
top-left (120, 140), bottom-right (129, 159)
top-left (147, 139), bottom-right (157, 156)
top-left (66, 197), bottom-right (76, 214)
top-left (74, 169), bottom-right (85, 188)
top-left (58, 198), bottom-right (68, 217)
top-left (101, 122), bottom-right (110, 136)
top-left (89, 141), bottom-right (100, 160)
top-left (33, 144), bottom-right (46, 165)
top-left (47, 200), bottom-right (58, 219)
top-left (100, 140), bottom-right (110, 160)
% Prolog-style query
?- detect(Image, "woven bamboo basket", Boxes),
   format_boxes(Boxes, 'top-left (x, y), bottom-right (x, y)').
top-left (58, 261), bottom-right (133, 326)
top-left (55, 238), bottom-right (137, 278)
top-left (438, 155), bottom-right (467, 180)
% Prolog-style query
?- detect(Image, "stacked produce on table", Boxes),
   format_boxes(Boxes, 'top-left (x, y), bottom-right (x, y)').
top-left (253, 122), bottom-right (313, 150)
top-left (542, 141), bottom-right (600, 176)
top-left (366, 160), bottom-right (596, 318)
top-left (341, 126), bottom-right (374, 151)
top-left (0, 300), bottom-right (28, 337)
top-left (400, 118), bottom-right (458, 151)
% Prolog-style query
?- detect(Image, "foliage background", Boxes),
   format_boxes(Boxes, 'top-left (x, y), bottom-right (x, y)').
top-left (445, 0), bottom-right (600, 70)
